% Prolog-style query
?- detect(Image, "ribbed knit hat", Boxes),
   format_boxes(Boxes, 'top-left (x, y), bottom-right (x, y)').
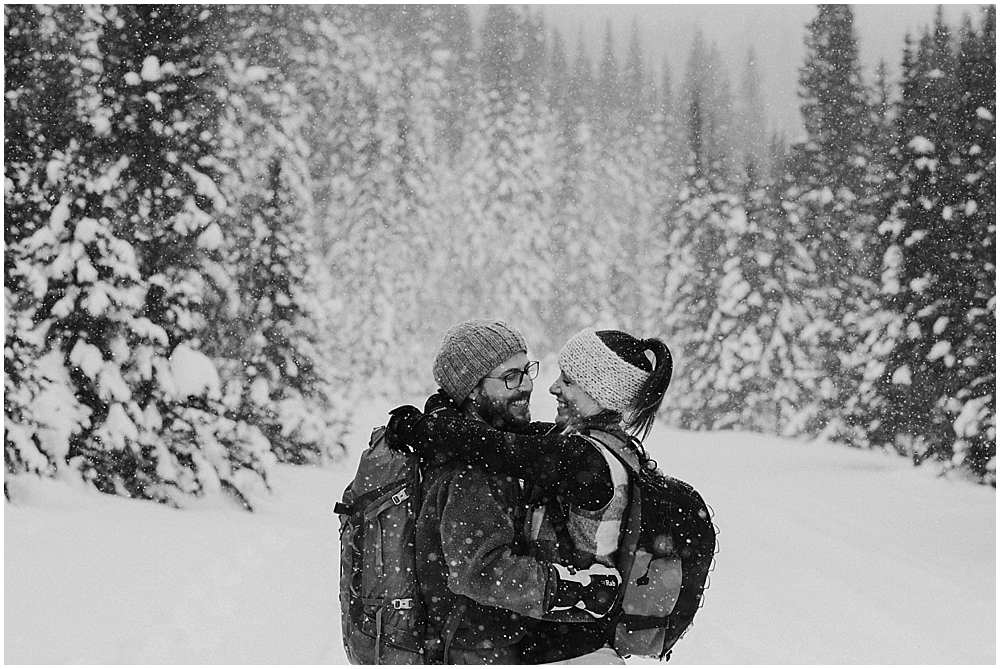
top-left (557, 329), bottom-right (650, 414)
top-left (433, 319), bottom-right (527, 403)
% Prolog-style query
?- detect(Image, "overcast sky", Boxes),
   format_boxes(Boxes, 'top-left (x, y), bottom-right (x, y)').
top-left (472, 3), bottom-right (984, 137)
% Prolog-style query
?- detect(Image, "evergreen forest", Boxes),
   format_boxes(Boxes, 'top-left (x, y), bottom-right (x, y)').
top-left (5, 4), bottom-right (996, 507)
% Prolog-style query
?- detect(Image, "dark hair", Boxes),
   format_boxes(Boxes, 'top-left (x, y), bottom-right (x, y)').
top-left (595, 331), bottom-right (673, 441)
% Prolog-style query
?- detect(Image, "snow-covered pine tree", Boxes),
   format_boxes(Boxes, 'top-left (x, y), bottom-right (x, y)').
top-left (390, 6), bottom-right (482, 376)
top-left (675, 32), bottom-right (738, 179)
top-left (303, 12), bottom-right (395, 390)
top-left (865, 30), bottom-right (939, 463)
top-left (377, 42), bottom-right (450, 383)
top-left (645, 54), bottom-right (685, 338)
top-left (570, 26), bottom-right (598, 127)
top-left (208, 5), bottom-right (349, 464)
top-left (721, 156), bottom-right (819, 434)
top-left (223, 156), bottom-right (343, 464)
top-left (874, 9), bottom-right (996, 482)
top-left (3, 280), bottom-right (50, 484)
top-left (951, 7), bottom-right (996, 482)
top-left (788, 4), bottom-right (882, 443)
top-left (539, 33), bottom-right (605, 342)
top-left (357, 8), bottom-right (498, 367)
top-left (8, 6), bottom-right (274, 505)
top-left (4, 5), bottom-right (83, 242)
top-left (268, 8), bottom-right (386, 395)
top-left (309, 7), bottom-right (447, 393)
top-left (593, 20), bottom-right (622, 140)
top-left (428, 82), bottom-right (495, 321)
top-left (579, 23), bottom-right (630, 330)
top-left (516, 8), bottom-right (548, 101)
top-left (366, 5), bottom-right (477, 163)
top-left (473, 5), bottom-right (558, 350)
top-left (593, 20), bottom-right (664, 335)
top-left (539, 29), bottom-right (576, 343)
top-left (846, 57), bottom-right (904, 452)
top-left (623, 18), bottom-right (656, 136)
top-left (6, 6), bottom-right (181, 492)
top-left (655, 53), bottom-right (685, 177)
top-left (5, 5), bottom-right (91, 481)
top-left (546, 29), bottom-right (573, 183)
top-left (81, 5), bottom-right (272, 506)
top-left (286, 6), bottom-right (359, 255)
top-left (661, 74), bottom-right (743, 429)
top-left (418, 6), bottom-right (477, 160)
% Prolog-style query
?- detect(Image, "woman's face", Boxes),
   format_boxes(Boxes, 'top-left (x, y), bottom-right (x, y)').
top-left (549, 369), bottom-right (603, 427)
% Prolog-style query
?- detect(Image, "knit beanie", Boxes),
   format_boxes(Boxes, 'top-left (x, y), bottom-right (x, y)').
top-left (557, 329), bottom-right (651, 414)
top-left (433, 319), bottom-right (527, 403)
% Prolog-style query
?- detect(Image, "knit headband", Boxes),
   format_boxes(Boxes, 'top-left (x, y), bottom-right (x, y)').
top-left (557, 329), bottom-right (650, 414)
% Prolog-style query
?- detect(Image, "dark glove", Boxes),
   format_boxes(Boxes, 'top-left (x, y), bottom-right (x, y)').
top-left (384, 405), bottom-right (423, 452)
top-left (547, 563), bottom-right (622, 619)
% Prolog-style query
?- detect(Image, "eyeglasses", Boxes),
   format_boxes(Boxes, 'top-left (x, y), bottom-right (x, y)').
top-left (485, 361), bottom-right (540, 390)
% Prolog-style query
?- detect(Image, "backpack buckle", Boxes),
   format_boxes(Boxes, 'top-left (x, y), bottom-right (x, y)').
top-left (392, 598), bottom-right (414, 610)
top-left (392, 489), bottom-right (410, 505)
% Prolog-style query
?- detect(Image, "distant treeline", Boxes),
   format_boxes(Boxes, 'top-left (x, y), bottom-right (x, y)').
top-left (4, 5), bottom-right (995, 507)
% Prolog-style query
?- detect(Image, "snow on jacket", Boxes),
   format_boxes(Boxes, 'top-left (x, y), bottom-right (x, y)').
top-left (414, 407), bottom-right (558, 662)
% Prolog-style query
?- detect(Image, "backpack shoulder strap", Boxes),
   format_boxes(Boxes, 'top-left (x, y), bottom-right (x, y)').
top-left (585, 429), bottom-right (641, 475)
top-left (441, 596), bottom-right (469, 663)
top-left (333, 426), bottom-right (390, 516)
top-left (584, 428), bottom-right (643, 635)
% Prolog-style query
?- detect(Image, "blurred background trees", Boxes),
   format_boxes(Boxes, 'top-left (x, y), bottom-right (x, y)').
top-left (5, 5), bottom-right (995, 505)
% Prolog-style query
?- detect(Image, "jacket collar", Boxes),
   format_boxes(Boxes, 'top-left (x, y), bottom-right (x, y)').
top-left (565, 410), bottom-right (625, 436)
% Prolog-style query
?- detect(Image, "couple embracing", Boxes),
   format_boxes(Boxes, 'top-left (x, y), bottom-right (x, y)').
top-left (379, 318), bottom-right (676, 664)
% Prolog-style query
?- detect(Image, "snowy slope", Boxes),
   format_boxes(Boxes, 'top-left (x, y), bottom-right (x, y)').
top-left (5, 395), bottom-right (995, 664)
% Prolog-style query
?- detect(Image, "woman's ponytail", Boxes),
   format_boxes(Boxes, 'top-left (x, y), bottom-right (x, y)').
top-left (625, 338), bottom-right (673, 441)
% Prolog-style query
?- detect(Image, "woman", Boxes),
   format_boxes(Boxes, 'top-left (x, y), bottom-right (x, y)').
top-left (387, 328), bottom-right (674, 664)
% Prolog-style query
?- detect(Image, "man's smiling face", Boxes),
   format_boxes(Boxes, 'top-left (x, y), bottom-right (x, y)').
top-left (468, 352), bottom-right (533, 429)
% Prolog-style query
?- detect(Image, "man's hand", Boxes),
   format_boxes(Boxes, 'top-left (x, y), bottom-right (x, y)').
top-left (384, 405), bottom-right (423, 452)
top-left (547, 563), bottom-right (622, 619)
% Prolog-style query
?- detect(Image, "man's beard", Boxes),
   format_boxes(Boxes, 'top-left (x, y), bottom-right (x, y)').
top-left (472, 390), bottom-right (531, 429)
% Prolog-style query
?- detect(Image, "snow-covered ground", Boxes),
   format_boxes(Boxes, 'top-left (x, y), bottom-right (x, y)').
top-left (5, 394), bottom-right (995, 664)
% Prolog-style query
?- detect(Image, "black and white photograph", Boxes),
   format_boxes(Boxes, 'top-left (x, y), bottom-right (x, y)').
top-left (4, 3), bottom-right (995, 664)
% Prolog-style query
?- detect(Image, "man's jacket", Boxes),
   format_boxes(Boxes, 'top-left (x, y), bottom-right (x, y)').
top-left (415, 414), bottom-right (555, 662)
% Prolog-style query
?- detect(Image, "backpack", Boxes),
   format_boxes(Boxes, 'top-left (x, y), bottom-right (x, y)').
top-left (334, 425), bottom-right (425, 664)
top-left (588, 430), bottom-right (716, 662)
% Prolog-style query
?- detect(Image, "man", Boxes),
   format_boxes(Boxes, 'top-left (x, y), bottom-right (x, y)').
top-left (401, 319), bottom-right (618, 664)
